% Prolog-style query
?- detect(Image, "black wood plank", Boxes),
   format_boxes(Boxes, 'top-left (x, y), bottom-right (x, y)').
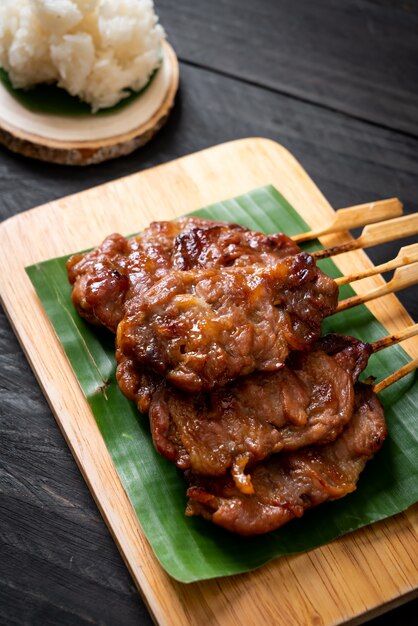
top-left (0, 307), bottom-right (154, 626)
top-left (156, 0), bottom-right (418, 135)
top-left (1, 61), bottom-right (417, 626)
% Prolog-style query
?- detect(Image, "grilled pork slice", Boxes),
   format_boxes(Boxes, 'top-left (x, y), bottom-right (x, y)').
top-left (66, 218), bottom-right (300, 332)
top-left (185, 383), bottom-right (387, 535)
top-left (117, 253), bottom-right (338, 392)
top-left (145, 335), bottom-right (370, 492)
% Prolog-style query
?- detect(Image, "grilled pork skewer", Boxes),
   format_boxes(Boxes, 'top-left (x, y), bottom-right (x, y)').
top-left (292, 197), bottom-right (402, 243)
top-left (66, 217), bottom-right (301, 333)
top-left (65, 213), bottom-right (415, 536)
top-left (185, 338), bottom-right (417, 538)
top-left (117, 256), bottom-right (418, 393)
top-left (67, 214), bottom-right (415, 393)
top-left (145, 334), bottom-right (368, 493)
top-left (314, 213), bottom-right (418, 260)
top-left (185, 382), bottom-right (386, 535)
top-left (184, 327), bottom-right (417, 534)
top-left (141, 325), bottom-right (417, 494)
top-left (118, 253), bottom-right (338, 392)
top-left (336, 262), bottom-right (418, 312)
top-left (67, 211), bottom-right (412, 335)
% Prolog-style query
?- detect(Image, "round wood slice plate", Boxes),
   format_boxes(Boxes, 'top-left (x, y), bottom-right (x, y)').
top-left (0, 41), bottom-right (179, 166)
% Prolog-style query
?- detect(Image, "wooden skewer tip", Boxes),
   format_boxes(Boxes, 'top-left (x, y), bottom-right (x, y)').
top-left (292, 197), bottom-right (403, 244)
top-left (373, 357), bottom-right (418, 394)
top-left (370, 324), bottom-right (418, 353)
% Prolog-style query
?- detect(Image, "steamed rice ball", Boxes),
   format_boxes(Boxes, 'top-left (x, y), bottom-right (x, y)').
top-left (0, 0), bottom-right (165, 111)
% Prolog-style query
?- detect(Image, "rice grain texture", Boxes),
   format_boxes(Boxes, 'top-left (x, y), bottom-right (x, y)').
top-left (0, 0), bottom-right (165, 111)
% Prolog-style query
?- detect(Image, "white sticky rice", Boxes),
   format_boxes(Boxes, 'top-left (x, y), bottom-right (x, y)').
top-left (0, 0), bottom-right (165, 111)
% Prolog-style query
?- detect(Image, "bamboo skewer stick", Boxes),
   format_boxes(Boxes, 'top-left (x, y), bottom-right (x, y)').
top-left (369, 325), bottom-right (418, 392)
top-left (373, 358), bottom-right (418, 394)
top-left (335, 243), bottom-right (418, 286)
top-left (370, 323), bottom-right (418, 353)
top-left (336, 262), bottom-right (418, 312)
top-left (293, 198), bottom-right (403, 243)
top-left (313, 213), bottom-right (418, 260)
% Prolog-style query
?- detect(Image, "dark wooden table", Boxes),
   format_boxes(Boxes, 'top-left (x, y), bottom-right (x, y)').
top-left (1, 2), bottom-right (417, 624)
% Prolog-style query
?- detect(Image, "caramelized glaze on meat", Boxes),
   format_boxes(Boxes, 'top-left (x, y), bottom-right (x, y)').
top-left (185, 384), bottom-right (386, 535)
top-left (67, 233), bottom-right (131, 331)
top-left (66, 220), bottom-right (190, 331)
top-left (115, 349), bottom-right (160, 414)
top-left (147, 335), bottom-right (370, 492)
top-left (67, 215), bottom-right (387, 537)
top-left (172, 222), bottom-right (299, 269)
top-left (117, 253), bottom-right (338, 391)
top-left (67, 218), bottom-right (300, 332)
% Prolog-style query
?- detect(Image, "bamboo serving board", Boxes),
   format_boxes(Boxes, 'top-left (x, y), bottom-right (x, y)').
top-left (1, 138), bottom-right (417, 626)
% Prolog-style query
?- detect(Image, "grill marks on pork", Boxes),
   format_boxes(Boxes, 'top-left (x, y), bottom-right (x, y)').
top-left (66, 218), bottom-right (300, 332)
top-left (172, 223), bottom-right (299, 270)
top-left (118, 253), bottom-right (338, 392)
top-left (68, 217), bottom-right (336, 392)
top-left (185, 384), bottom-right (387, 535)
top-left (147, 335), bottom-right (370, 492)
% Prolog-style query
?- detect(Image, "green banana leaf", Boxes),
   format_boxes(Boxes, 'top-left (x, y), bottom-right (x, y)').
top-left (26, 185), bottom-right (418, 583)
top-left (0, 67), bottom-right (158, 116)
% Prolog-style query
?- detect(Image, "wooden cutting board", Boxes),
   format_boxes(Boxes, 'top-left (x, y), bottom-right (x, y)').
top-left (1, 138), bottom-right (417, 626)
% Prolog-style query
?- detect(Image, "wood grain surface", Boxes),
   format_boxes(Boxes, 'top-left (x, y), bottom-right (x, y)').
top-left (156, 0), bottom-right (418, 135)
top-left (1, 138), bottom-right (417, 626)
top-left (1, 1), bottom-right (417, 624)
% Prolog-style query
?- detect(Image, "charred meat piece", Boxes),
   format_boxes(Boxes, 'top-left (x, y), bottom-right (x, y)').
top-left (66, 220), bottom-right (191, 332)
top-left (172, 221), bottom-right (299, 269)
top-left (147, 335), bottom-right (370, 493)
top-left (67, 218), bottom-right (300, 332)
top-left (117, 253), bottom-right (338, 392)
top-left (185, 383), bottom-right (386, 535)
